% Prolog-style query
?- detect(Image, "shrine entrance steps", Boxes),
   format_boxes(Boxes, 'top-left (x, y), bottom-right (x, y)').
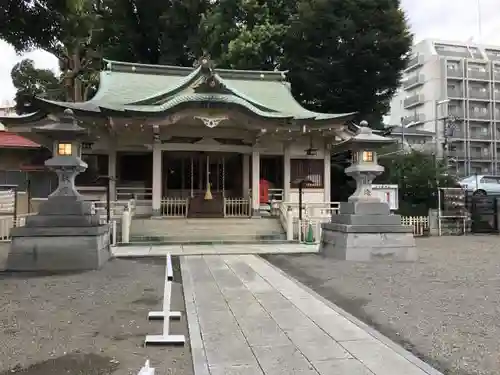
top-left (128, 217), bottom-right (287, 244)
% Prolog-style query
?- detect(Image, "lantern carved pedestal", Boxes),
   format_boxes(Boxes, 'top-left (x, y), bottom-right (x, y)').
top-left (319, 124), bottom-right (417, 262)
top-left (7, 109), bottom-right (111, 272)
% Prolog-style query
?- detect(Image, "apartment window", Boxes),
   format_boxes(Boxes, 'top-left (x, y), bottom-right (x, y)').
top-left (472, 106), bottom-right (487, 114)
top-left (447, 62), bottom-right (459, 70)
top-left (486, 49), bottom-right (500, 57)
top-left (468, 64), bottom-right (486, 72)
top-left (436, 44), bottom-right (468, 53)
top-left (290, 159), bottom-right (323, 188)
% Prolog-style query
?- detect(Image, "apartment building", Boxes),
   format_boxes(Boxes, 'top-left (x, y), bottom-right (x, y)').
top-left (389, 39), bottom-right (500, 176)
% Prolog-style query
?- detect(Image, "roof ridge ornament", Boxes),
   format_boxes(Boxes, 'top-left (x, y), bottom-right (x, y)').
top-left (194, 115), bottom-right (228, 129)
top-left (197, 54), bottom-right (215, 77)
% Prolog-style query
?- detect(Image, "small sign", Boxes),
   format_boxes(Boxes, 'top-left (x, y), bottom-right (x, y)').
top-left (372, 184), bottom-right (399, 210)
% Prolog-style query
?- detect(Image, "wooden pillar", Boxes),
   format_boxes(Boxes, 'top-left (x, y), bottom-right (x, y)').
top-left (324, 143), bottom-right (331, 202)
top-left (152, 144), bottom-right (162, 216)
top-left (242, 154), bottom-right (250, 197)
top-left (251, 149), bottom-right (260, 216)
top-left (283, 143), bottom-right (291, 203)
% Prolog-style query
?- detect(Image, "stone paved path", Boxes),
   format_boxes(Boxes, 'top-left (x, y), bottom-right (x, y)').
top-left (181, 254), bottom-right (443, 375)
top-left (113, 243), bottom-right (318, 257)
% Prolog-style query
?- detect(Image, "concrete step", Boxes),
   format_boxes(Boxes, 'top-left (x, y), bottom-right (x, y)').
top-left (129, 217), bottom-right (286, 244)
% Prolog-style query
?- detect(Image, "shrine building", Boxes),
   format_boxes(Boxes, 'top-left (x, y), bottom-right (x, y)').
top-left (0, 56), bottom-right (359, 218)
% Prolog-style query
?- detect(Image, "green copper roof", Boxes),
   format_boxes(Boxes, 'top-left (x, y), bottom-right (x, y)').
top-left (17, 57), bottom-right (356, 124)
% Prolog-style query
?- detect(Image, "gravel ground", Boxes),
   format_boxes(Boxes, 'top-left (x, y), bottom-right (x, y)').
top-left (0, 248), bottom-right (193, 375)
top-left (262, 236), bottom-right (500, 375)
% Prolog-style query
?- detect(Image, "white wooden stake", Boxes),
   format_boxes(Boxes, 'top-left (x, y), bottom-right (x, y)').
top-left (145, 254), bottom-right (185, 345)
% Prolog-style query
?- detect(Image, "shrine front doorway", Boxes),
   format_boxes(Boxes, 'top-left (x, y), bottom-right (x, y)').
top-left (163, 151), bottom-right (244, 217)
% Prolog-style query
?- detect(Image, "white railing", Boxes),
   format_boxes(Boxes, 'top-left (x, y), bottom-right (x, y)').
top-left (0, 189), bottom-right (15, 213)
top-left (0, 213), bottom-right (36, 242)
top-left (116, 187), bottom-right (152, 201)
top-left (269, 188), bottom-right (284, 202)
top-left (224, 198), bottom-right (251, 217)
top-left (161, 198), bottom-right (189, 217)
top-left (93, 199), bottom-right (135, 220)
top-left (248, 188), bottom-right (284, 202)
top-left (401, 216), bottom-right (430, 237)
top-left (277, 201), bottom-right (341, 242)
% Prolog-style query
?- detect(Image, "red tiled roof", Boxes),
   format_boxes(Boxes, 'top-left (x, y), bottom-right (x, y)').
top-left (0, 131), bottom-right (40, 148)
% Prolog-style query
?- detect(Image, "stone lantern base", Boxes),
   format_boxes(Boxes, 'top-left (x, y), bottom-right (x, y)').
top-left (319, 201), bottom-right (417, 262)
top-left (6, 196), bottom-right (111, 272)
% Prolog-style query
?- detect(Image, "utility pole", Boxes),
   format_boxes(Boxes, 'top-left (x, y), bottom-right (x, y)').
top-left (400, 116), bottom-right (405, 150)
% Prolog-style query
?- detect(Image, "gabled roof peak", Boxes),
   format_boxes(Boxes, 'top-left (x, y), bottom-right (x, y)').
top-left (104, 58), bottom-right (287, 82)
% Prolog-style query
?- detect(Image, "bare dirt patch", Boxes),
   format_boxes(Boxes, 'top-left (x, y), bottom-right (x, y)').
top-left (0, 254), bottom-right (192, 375)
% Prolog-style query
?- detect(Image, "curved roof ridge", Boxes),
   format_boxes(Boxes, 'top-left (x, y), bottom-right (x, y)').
top-left (101, 93), bottom-right (295, 120)
top-left (103, 59), bottom-right (287, 81)
top-left (130, 66), bottom-right (203, 105)
top-left (103, 59), bottom-right (195, 76)
top-left (212, 74), bottom-right (278, 113)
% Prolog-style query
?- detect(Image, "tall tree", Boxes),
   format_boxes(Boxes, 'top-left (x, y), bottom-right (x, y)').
top-left (1, 0), bottom-right (210, 106)
top-left (97, 0), bottom-right (210, 66)
top-left (283, 0), bottom-right (412, 125)
top-left (10, 59), bottom-right (65, 115)
top-left (200, 0), bottom-right (296, 70)
top-left (0, 0), bottom-right (104, 102)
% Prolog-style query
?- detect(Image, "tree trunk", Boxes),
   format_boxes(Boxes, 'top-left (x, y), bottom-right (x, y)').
top-left (72, 51), bottom-right (83, 102)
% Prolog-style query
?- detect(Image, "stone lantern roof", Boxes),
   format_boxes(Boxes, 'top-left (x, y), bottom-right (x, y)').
top-left (335, 121), bottom-right (396, 152)
top-left (34, 109), bottom-right (87, 140)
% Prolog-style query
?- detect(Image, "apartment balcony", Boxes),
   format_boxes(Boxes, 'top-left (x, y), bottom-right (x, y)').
top-left (468, 110), bottom-right (491, 120)
top-left (469, 131), bottom-right (493, 140)
top-left (404, 113), bottom-right (425, 124)
top-left (448, 89), bottom-right (464, 99)
top-left (469, 151), bottom-right (493, 160)
top-left (493, 67), bottom-right (500, 81)
top-left (447, 67), bottom-right (464, 78)
top-left (403, 74), bottom-right (425, 90)
top-left (468, 90), bottom-right (491, 100)
top-left (467, 69), bottom-right (490, 81)
top-left (406, 54), bottom-right (424, 71)
top-left (404, 94), bottom-right (425, 108)
top-left (449, 108), bottom-right (465, 119)
top-left (452, 149), bottom-right (467, 159)
top-left (451, 130), bottom-right (466, 138)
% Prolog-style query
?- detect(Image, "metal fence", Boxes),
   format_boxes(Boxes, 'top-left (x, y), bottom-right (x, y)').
top-left (0, 170), bottom-right (56, 198)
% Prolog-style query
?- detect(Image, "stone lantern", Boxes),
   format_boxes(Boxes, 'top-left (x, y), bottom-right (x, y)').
top-left (319, 121), bottom-right (417, 262)
top-left (7, 109), bottom-right (111, 272)
top-left (38, 109), bottom-right (88, 198)
top-left (342, 121), bottom-right (394, 203)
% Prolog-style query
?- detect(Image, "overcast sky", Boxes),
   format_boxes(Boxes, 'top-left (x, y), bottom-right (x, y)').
top-left (0, 0), bottom-right (499, 105)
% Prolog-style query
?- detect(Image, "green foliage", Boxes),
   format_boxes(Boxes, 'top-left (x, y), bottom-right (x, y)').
top-left (202, 0), bottom-right (412, 124)
top-left (2, 0), bottom-right (210, 103)
top-left (200, 0), bottom-right (295, 70)
top-left (11, 59), bottom-right (65, 115)
top-left (3, 0), bottom-right (411, 121)
top-left (283, 0), bottom-right (412, 125)
top-left (376, 151), bottom-right (457, 215)
top-left (97, 0), bottom-right (210, 66)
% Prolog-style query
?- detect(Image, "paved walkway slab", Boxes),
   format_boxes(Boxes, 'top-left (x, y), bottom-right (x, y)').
top-left (181, 254), bottom-right (443, 375)
top-left (113, 243), bottom-right (318, 257)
